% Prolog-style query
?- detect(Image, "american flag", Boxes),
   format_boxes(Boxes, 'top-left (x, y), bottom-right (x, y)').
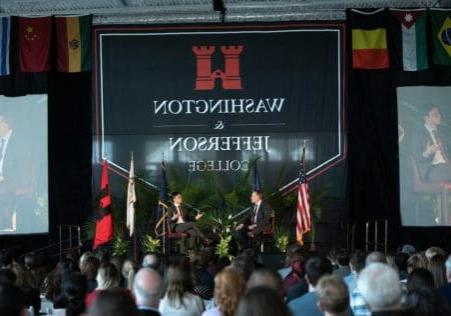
top-left (296, 146), bottom-right (311, 246)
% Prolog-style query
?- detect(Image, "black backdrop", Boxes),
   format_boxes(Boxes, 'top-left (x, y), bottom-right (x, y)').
top-left (347, 9), bottom-right (451, 250)
top-left (1, 14), bottom-right (451, 254)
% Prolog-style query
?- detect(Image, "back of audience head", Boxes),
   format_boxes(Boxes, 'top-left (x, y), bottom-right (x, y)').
top-left (88, 288), bottom-right (138, 316)
top-left (213, 267), bottom-right (246, 316)
top-left (231, 255), bottom-right (255, 280)
top-left (235, 286), bottom-right (292, 316)
top-left (365, 251), bottom-right (387, 266)
top-left (316, 275), bottom-right (349, 316)
top-left (403, 286), bottom-right (451, 316)
top-left (428, 254), bottom-right (447, 288)
top-left (394, 252), bottom-right (409, 273)
top-left (247, 268), bottom-right (284, 298)
top-left (133, 267), bottom-right (162, 309)
top-left (335, 249), bottom-right (350, 267)
top-left (0, 249), bottom-right (14, 268)
top-left (55, 272), bottom-right (88, 316)
top-left (357, 263), bottom-right (402, 312)
top-left (407, 252), bottom-right (428, 273)
top-left (425, 247), bottom-right (446, 261)
top-left (164, 263), bottom-right (193, 306)
top-left (349, 251), bottom-right (365, 275)
top-left (80, 255), bottom-right (100, 280)
top-left (0, 282), bottom-right (26, 316)
top-left (305, 255), bottom-right (333, 289)
top-left (142, 253), bottom-right (160, 270)
top-left (407, 268), bottom-right (434, 291)
top-left (97, 262), bottom-right (120, 290)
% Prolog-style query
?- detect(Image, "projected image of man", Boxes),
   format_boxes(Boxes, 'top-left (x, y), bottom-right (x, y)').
top-left (0, 114), bottom-right (34, 232)
top-left (414, 106), bottom-right (451, 182)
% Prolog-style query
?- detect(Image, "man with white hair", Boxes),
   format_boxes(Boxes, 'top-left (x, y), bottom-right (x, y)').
top-left (357, 263), bottom-right (402, 316)
top-left (350, 252), bottom-right (387, 316)
top-left (438, 255), bottom-right (451, 305)
top-left (133, 268), bottom-right (162, 316)
top-left (142, 253), bottom-right (161, 271)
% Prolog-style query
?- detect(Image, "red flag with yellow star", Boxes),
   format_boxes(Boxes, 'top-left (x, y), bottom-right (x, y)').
top-left (18, 16), bottom-right (52, 72)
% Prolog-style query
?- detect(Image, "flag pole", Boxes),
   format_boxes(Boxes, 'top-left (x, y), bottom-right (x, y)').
top-left (131, 151), bottom-right (137, 261)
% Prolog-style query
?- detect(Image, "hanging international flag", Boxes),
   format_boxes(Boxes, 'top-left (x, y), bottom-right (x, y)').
top-left (390, 9), bottom-right (428, 71)
top-left (349, 9), bottom-right (390, 69)
top-left (126, 153), bottom-right (136, 237)
top-left (18, 16), bottom-right (52, 72)
top-left (431, 9), bottom-right (451, 65)
top-left (0, 17), bottom-right (11, 76)
top-left (55, 15), bottom-right (92, 72)
top-left (296, 146), bottom-right (311, 246)
top-left (93, 160), bottom-right (114, 249)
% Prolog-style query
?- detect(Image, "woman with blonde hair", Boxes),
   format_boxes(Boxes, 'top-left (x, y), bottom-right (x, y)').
top-left (202, 267), bottom-right (246, 316)
top-left (121, 259), bottom-right (137, 291)
top-left (159, 263), bottom-right (204, 316)
top-left (85, 262), bottom-right (120, 308)
top-left (407, 252), bottom-right (428, 274)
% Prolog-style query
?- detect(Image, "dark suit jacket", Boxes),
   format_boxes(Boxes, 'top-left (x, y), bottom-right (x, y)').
top-left (244, 200), bottom-right (272, 235)
top-left (167, 205), bottom-right (193, 231)
top-left (412, 126), bottom-right (450, 180)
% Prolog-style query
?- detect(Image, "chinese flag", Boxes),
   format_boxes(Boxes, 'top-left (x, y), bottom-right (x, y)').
top-left (18, 16), bottom-right (52, 72)
top-left (93, 160), bottom-right (114, 249)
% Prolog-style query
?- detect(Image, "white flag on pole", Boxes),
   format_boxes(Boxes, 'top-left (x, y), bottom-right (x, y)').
top-left (126, 153), bottom-right (136, 236)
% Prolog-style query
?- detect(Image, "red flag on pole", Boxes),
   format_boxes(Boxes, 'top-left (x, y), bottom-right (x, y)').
top-left (18, 16), bottom-right (52, 72)
top-left (93, 160), bottom-right (114, 249)
top-left (296, 146), bottom-right (311, 246)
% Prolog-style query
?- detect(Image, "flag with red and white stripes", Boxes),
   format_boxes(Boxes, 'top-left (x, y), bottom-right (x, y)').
top-left (296, 146), bottom-right (311, 246)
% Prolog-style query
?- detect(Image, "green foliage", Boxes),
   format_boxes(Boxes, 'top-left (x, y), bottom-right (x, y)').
top-left (274, 228), bottom-right (290, 253)
top-left (112, 235), bottom-right (130, 257)
top-left (215, 235), bottom-right (234, 261)
top-left (141, 234), bottom-right (161, 254)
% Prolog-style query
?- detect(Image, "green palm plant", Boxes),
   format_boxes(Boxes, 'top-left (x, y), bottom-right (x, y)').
top-left (141, 234), bottom-right (161, 253)
top-left (112, 235), bottom-right (130, 257)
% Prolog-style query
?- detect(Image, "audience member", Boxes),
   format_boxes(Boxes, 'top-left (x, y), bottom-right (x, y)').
top-left (80, 255), bottom-right (100, 292)
top-left (438, 254), bottom-right (451, 305)
top-left (402, 287), bottom-right (451, 316)
top-left (85, 262), bottom-right (121, 308)
top-left (248, 268), bottom-right (284, 298)
top-left (425, 247), bottom-right (446, 262)
top-left (316, 275), bottom-right (350, 316)
top-left (142, 253), bottom-right (161, 270)
top-left (406, 268), bottom-right (434, 291)
top-left (202, 267), bottom-right (245, 316)
top-left (54, 272), bottom-right (88, 316)
top-left (288, 255), bottom-right (332, 316)
top-left (133, 267), bottom-right (162, 316)
top-left (343, 251), bottom-right (365, 293)
top-left (159, 264), bottom-right (204, 316)
top-left (0, 282), bottom-right (27, 316)
top-left (407, 252), bottom-right (428, 274)
top-left (236, 286), bottom-right (292, 316)
top-left (332, 250), bottom-right (351, 279)
top-left (357, 263), bottom-right (402, 316)
top-left (428, 254), bottom-right (447, 288)
top-left (88, 287), bottom-right (138, 316)
top-left (284, 249), bottom-right (307, 297)
top-left (278, 244), bottom-right (301, 279)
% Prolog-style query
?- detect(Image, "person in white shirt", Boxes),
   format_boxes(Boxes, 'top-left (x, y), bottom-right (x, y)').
top-left (159, 264), bottom-right (204, 316)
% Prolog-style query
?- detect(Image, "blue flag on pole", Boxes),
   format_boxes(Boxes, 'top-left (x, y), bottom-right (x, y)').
top-left (252, 158), bottom-right (262, 192)
top-left (0, 17), bottom-right (10, 76)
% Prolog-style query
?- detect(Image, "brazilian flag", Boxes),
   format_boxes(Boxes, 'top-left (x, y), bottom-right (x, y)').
top-left (431, 9), bottom-right (451, 65)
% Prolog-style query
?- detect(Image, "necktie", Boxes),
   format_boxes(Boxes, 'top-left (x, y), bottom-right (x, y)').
top-left (253, 204), bottom-right (259, 224)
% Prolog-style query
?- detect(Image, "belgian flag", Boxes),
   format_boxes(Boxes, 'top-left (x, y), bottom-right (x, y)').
top-left (93, 160), bottom-right (114, 249)
top-left (55, 15), bottom-right (92, 72)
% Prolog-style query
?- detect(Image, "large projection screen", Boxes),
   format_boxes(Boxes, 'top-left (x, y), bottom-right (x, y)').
top-left (398, 86), bottom-right (451, 226)
top-left (0, 95), bottom-right (48, 235)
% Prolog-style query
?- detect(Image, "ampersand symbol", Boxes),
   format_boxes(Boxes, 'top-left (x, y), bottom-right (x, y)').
top-left (214, 121), bottom-right (225, 130)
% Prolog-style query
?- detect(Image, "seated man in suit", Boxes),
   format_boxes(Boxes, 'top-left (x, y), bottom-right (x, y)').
top-left (413, 105), bottom-right (451, 182)
top-left (236, 190), bottom-right (272, 250)
top-left (168, 192), bottom-right (209, 249)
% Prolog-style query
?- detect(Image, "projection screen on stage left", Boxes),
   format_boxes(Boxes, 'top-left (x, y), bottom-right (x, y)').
top-left (0, 95), bottom-right (48, 235)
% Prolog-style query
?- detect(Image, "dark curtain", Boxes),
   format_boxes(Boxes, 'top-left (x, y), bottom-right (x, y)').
top-left (347, 9), bottom-right (451, 250)
top-left (0, 15), bottom-right (92, 254)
